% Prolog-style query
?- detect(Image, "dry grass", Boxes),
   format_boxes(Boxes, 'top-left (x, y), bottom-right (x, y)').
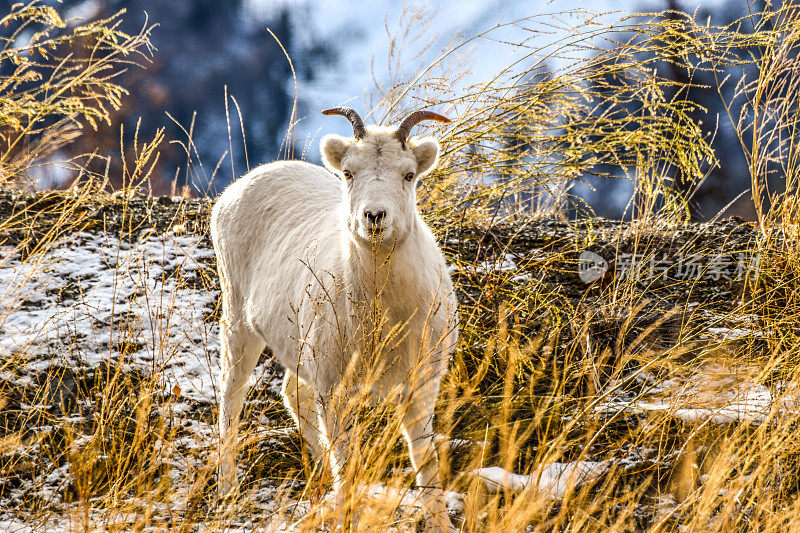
top-left (0, 1), bottom-right (155, 191)
top-left (2, 2), bottom-right (800, 532)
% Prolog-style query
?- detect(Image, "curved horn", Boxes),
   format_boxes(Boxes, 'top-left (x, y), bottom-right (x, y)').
top-left (395, 110), bottom-right (451, 146)
top-left (322, 106), bottom-right (367, 140)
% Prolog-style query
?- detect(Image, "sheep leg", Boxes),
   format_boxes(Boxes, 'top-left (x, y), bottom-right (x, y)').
top-left (218, 326), bottom-right (265, 497)
top-left (315, 391), bottom-right (357, 508)
top-left (281, 370), bottom-right (325, 460)
top-left (401, 399), bottom-right (455, 532)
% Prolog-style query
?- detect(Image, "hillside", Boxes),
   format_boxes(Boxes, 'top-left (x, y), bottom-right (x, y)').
top-left (0, 187), bottom-right (776, 530)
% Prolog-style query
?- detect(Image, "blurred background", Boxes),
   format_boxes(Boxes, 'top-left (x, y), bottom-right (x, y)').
top-left (0, 0), bottom-right (771, 220)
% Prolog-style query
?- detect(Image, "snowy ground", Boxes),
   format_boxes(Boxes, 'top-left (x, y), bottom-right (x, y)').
top-left (0, 231), bottom-right (220, 402)
top-left (0, 228), bottom-right (623, 529)
top-left (0, 205), bottom-right (782, 530)
top-left (0, 230), bottom-right (290, 530)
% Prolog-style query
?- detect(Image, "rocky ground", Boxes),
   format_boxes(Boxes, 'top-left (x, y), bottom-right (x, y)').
top-left (0, 187), bottom-right (777, 530)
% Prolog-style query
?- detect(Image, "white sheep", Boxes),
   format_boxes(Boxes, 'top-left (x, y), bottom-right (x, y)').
top-left (211, 107), bottom-right (458, 530)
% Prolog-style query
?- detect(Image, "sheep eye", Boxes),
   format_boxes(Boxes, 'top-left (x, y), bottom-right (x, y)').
top-left (343, 170), bottom-right (352, 180)
top-left (404, 172), bottom-right (414, 182)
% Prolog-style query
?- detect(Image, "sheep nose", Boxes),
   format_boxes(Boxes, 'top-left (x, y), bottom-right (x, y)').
top-left (364, 209), bottom-right (386, 226)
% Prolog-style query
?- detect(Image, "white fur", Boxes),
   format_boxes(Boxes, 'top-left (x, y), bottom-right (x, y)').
top-left (211, 126), bottom-right (458, 530)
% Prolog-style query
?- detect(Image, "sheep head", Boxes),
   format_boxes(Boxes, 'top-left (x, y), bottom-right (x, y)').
top-left (320, 107), bottom-right (450, 249)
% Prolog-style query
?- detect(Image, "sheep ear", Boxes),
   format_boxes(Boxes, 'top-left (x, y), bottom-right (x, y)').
top-left (320, 134), bottom-right (352, 172)
top-left (410, 137), bottom-right (440, 177)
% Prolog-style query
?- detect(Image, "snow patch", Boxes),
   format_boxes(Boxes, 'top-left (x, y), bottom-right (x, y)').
top-left (0, 232), bottom-right (220, 402)
top-left (462, 252), bottom-right (532, 282)
top-left (471, 460), bottom-right (609, 499)
top-left (596, 363), bottom-right (800, 425)
top-left (364, 483), bottom-right (464, 514)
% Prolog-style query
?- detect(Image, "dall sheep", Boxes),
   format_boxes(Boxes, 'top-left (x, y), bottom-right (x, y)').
top-left (211, 107), bottom-right (458, 531)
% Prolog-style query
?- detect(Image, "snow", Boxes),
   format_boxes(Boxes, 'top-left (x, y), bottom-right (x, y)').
top-left (250, 1), bottom-right (617, 155)
top-left (596, 363), bottom-right (800, 426)
top-left (0, 518), bottom-right (36, 533)
top-left (363, 483), bottom-right (464, 513)
top-left (634, 380), bottom-right (797, 425)
top-left (461, 252), bottom-right (533, 282)
top-left (25, 153), bottom-right (74, 190)
top-left (238, 0), bottom-right (732, 163)
top-left (471, 460), bottom-right (609, 499)
top-left (63, 0), bottom-right (101, 24)
top-left (705, 327), bottom-right (765, 341)
top-left (0, 232), bottom-right (220, 402)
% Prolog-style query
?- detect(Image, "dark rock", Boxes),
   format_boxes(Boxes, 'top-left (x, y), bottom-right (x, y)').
top-left (38, 367), bottom-right (80, 417)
